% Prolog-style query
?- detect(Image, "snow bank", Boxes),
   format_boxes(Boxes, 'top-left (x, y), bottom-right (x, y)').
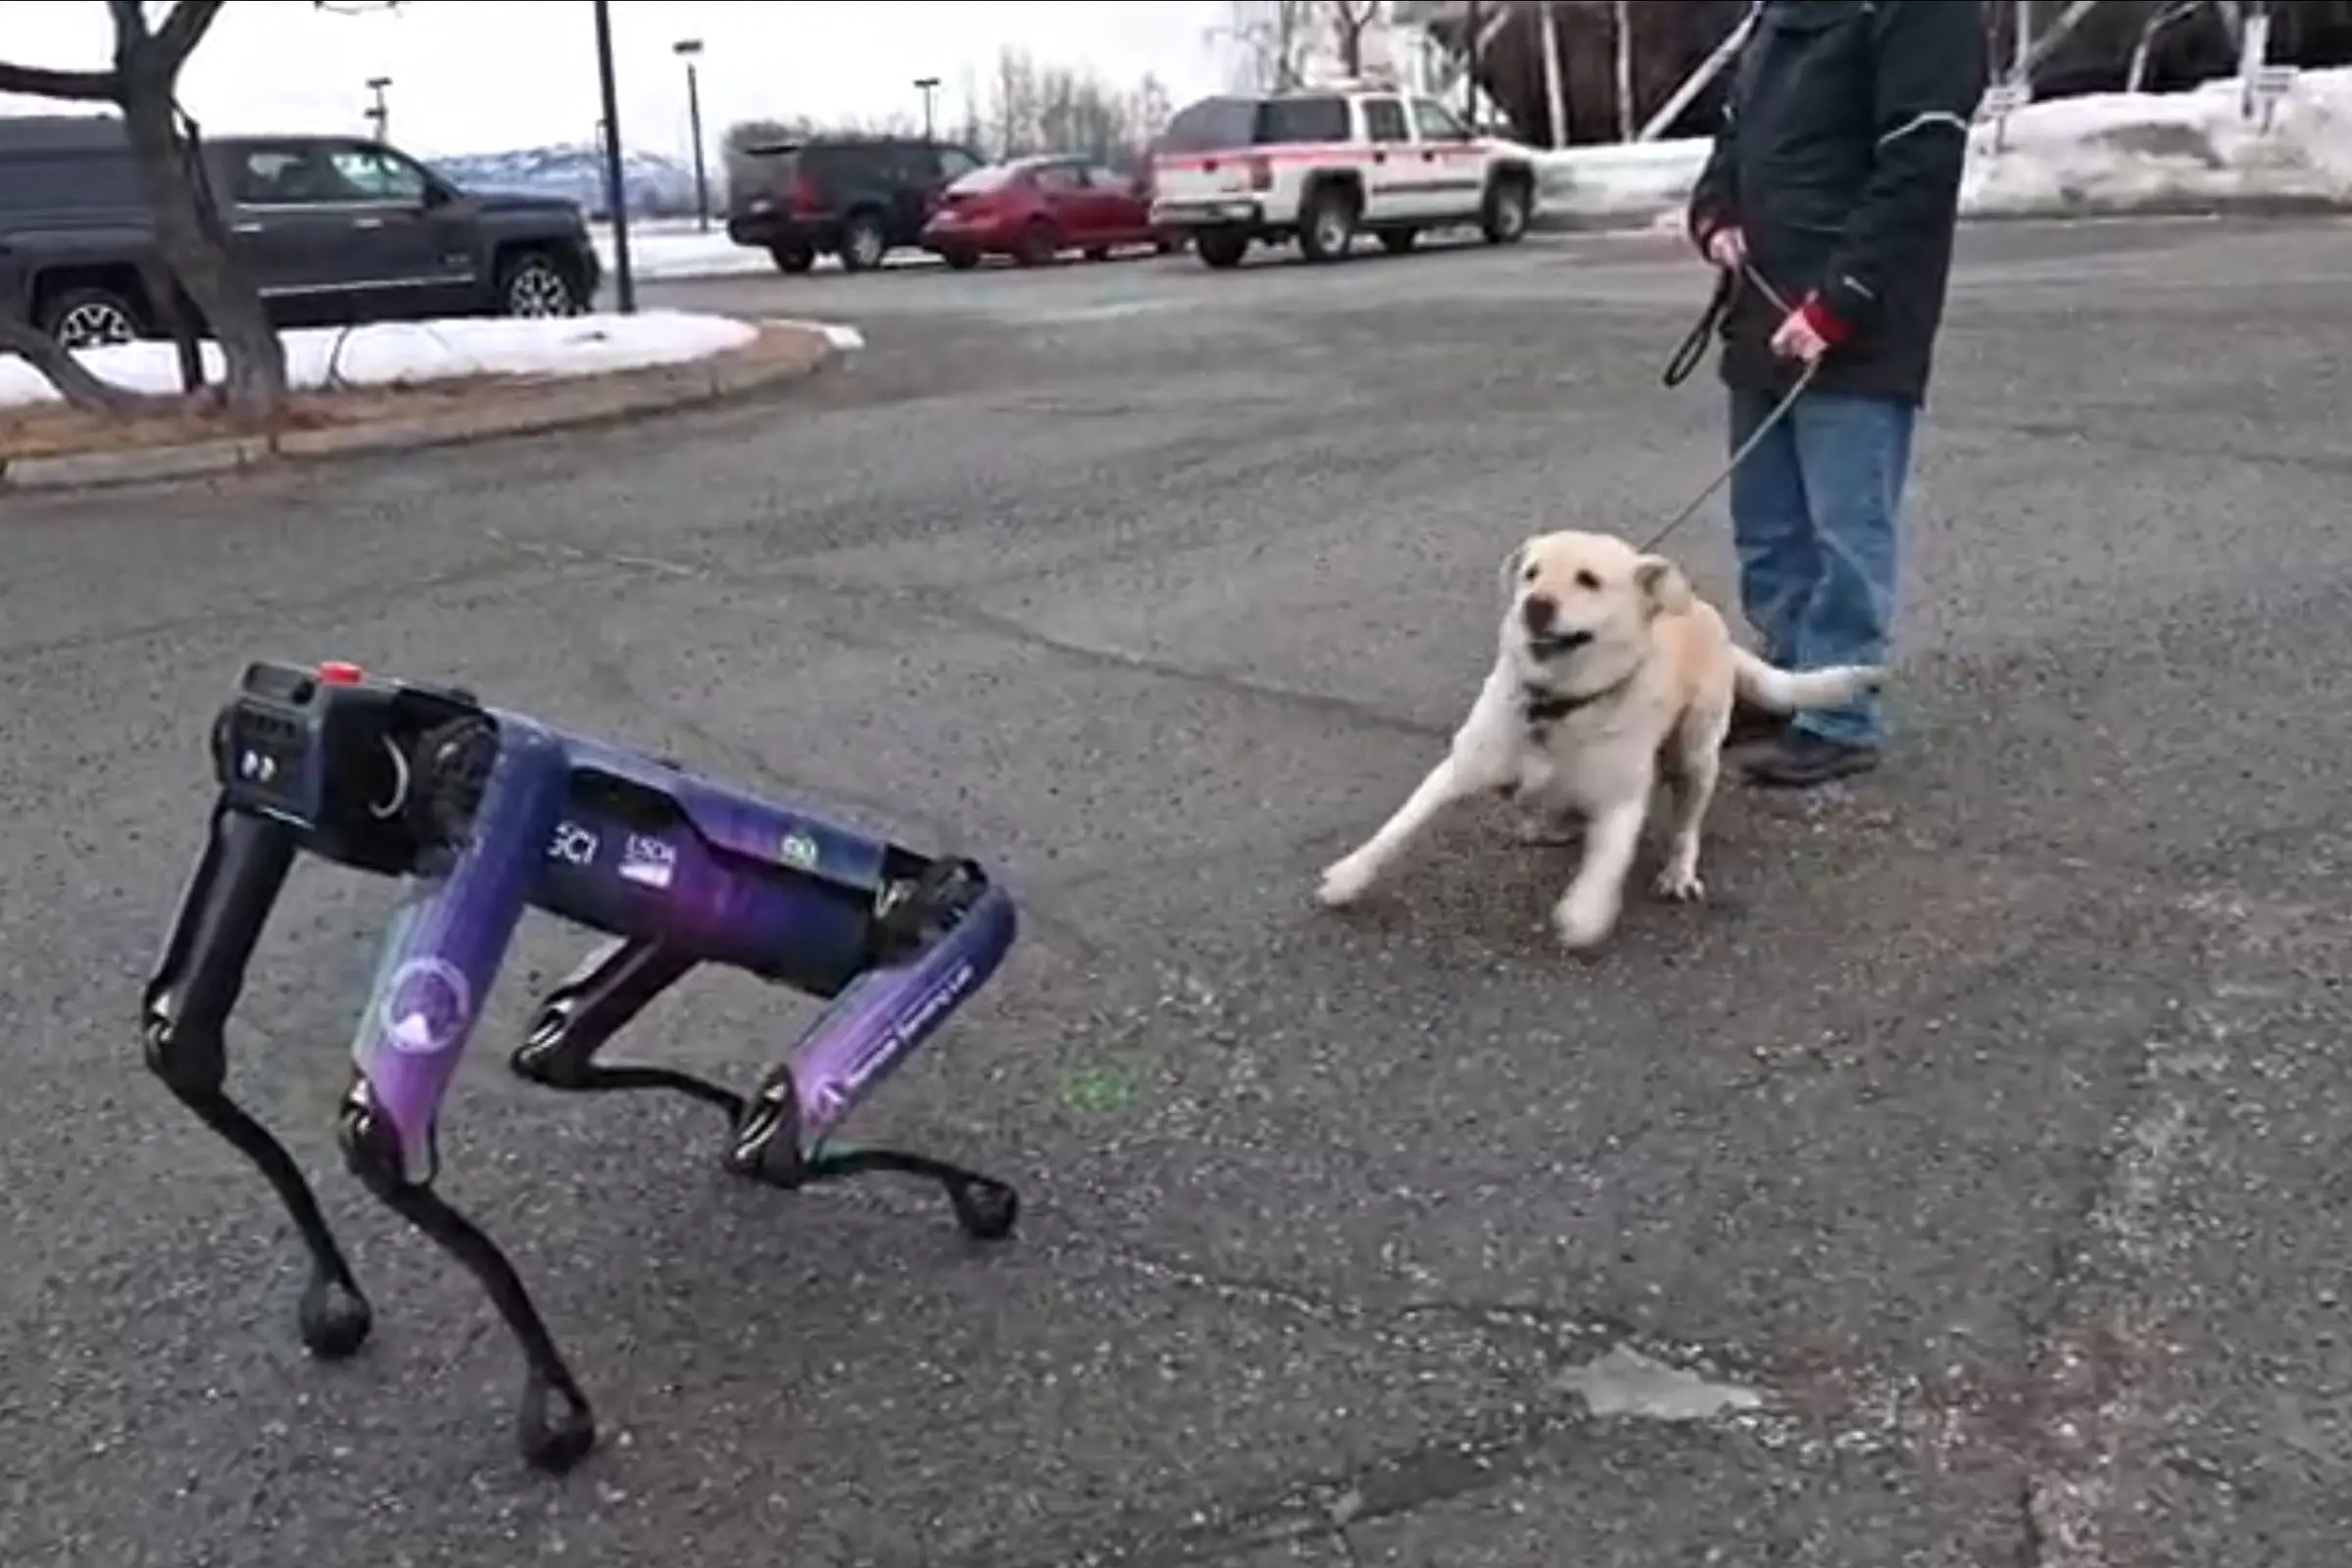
top-left (0, 310), bottom-right (758, 409)
top-left (1533, 65), bottom-right (2352, 229)
top-left (1534, 139), bottom-right (1711, 227)
top-left (592, 219), bottom-right (937, 281)
top-left (1963, 66), bottom-right (2352, 215)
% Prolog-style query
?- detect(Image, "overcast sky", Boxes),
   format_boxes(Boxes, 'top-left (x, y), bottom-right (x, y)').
top-left (0, 0), bottom-right (1241, 159)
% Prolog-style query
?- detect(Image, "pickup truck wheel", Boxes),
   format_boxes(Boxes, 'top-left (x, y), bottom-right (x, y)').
top-left (1378, 228), bottom-right (1418, 255)
top-left (1481, 175), bottom-right (1533, 245)
top-left (1195, 227), bottom-right (1248, 270)
top-left (41, 287), bottom-right (144, 350)
top-left (1298, 184), bottom-right (1358, 264)
top-left (839, 211), bottom-right (888, 272)
top-left (771, 244), bottom-right (815, 274)
top-left (499, 252), bottom-right (580, 318)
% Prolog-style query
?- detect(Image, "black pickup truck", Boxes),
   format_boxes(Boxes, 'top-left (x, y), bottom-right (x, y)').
top-left (0, 116), bottom-right (603, 349)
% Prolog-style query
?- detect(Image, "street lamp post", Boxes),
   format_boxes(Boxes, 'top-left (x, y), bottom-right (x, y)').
top-left (913, 74), bottom-right (941, 141)
top-left (365, 75), bottom-right (391, 142)
top-left (592, 0), bottom-right (635, 314)
top-left (675, 38), bottom-right (710, 233)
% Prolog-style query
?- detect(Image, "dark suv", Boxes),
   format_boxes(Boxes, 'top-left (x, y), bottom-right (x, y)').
top-left (0, 115), bottom-right (602, 350)
top-left (724, 136), bottom-right (985, 273)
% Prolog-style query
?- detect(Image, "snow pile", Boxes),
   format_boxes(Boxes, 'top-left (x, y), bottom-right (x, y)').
top-left (1533, 65), bottom-right (2352, 228)
top-left (1535, 139), bottom-right (1711, 226)
top-left (1963, 67), bottom-right (2352, 215)
top-left (0, 310), bottom-right (758, 409)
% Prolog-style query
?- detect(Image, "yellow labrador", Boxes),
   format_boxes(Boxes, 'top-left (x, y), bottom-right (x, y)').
top-left (1316, 528), bottom-right (1884, 952)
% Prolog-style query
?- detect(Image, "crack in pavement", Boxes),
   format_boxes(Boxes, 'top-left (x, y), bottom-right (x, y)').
top-left (958, 1236), bottom-right (1838, 1568)
top-left (1944, 889), bottom-right (2321, 1567)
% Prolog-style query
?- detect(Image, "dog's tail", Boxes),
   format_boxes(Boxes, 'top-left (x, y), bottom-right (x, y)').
top-left (1729, 647), bottom-right (1885, 713)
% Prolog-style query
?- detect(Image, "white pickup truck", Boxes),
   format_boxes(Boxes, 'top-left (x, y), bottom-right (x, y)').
top-left (1149, 84), bottom-right (1540, 270)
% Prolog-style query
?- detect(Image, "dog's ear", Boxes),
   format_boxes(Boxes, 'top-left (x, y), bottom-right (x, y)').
top-left (1634, 555), bottom-right (1694, 617)
top-left (1498, 540), bottom-right (1529, 598)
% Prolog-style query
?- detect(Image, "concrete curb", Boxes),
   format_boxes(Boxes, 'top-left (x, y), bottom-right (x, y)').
top-left (0, 318), bottom-right (860, 497)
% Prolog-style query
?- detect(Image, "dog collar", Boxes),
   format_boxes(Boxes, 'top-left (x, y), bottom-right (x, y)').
top-left (1519, 673), bottom-right (1631, 725)
top-left (1521, 686), bottom-right (1595, 723)
top-left (1514, 667), bottom-right (1646, 733)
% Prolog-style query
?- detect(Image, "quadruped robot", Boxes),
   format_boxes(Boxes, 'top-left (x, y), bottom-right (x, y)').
top-left (142, 658), bottom-right (1022, 1473)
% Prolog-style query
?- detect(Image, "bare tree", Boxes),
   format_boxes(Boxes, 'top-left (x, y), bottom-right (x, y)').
top-left (1223, 0), bottom-right (1315, 92)
top-left (2019, 0), bottom-right (2110, 75)
top-left (0, 1), bottom-right (287, 419)
top-left (971, 48), bottom-right (1160, 166)
top-left (1327, 0), bottom-right (1383, 75)
top-left (992, 46), bottom-right (1041, 157)
top-left (1133, 73), bottom-right (1175, 150)
top-left (2128, 0), bottom-right (2205, 90)
top-left (0, 316), bottom-right (144, 415)
top-left (955, 67), bottom-right (987, 153)
top-left (1610, 0), bottom-right (1637, 141)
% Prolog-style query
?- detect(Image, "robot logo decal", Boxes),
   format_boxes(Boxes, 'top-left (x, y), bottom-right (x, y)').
top-left (379, 957), bottom-right (472, 1056)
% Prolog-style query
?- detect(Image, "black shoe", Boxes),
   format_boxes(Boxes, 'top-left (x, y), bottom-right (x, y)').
top-left (1740, 731), bottom-right (1880, 788)
top-left (1722, 702), bottom-right (1788, 749)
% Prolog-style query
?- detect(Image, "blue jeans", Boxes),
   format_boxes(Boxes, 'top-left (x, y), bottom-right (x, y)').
top-left (1726, 387), bottom-right (1916, 748)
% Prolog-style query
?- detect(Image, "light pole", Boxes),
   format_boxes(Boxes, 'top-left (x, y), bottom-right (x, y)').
top-left (674, 38), bottom-right (710, 232)
top-left (593, 0), bottom-right (635, 314)
top-left (365, 75), bottom-right (391, 142)
top-left (913, 74), bottom-right (941, 141)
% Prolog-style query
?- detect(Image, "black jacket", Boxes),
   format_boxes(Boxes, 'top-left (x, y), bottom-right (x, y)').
top-left (1687, 0), bottom-right (1987, 406)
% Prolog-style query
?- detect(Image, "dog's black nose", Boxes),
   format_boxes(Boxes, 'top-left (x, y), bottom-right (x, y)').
top-left (1522, 595), bottom-right (1557, 634)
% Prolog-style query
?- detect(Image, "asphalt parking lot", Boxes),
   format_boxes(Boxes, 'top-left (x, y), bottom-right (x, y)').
top-left (7, 215), bottom-right (2352, 1568)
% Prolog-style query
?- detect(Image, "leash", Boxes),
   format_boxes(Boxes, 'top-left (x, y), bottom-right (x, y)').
top-left (1640, 260), bottom-right (1822, 555)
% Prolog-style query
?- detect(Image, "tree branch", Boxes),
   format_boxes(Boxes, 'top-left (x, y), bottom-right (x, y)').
top-left (104, 0), bottom-right (150, 43)
top-left (0, 317), bottom-right (149, 416)
top-left (0, 59), bottom-right (120, 100)
top-left (154, 0), bottom-right (229, 73)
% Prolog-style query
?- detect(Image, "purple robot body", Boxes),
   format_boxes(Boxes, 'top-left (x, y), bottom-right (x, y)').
top-left (144, 661), bottom-right (1022, 1474)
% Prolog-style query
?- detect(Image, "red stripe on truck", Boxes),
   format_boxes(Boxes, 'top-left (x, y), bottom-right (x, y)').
top-left (1155, 141), bottom-right (1498, 173)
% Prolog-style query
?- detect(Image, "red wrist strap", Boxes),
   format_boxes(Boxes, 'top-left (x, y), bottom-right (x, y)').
top-left (1797, 292), bottom-right (1852, 346)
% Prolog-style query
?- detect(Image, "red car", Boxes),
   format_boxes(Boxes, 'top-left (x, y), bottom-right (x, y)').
top-left (921, 155), bottom-right (1176, 270)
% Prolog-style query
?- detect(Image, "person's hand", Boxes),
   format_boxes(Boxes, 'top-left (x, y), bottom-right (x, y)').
top-left (1770, 304), bottom-right (1833, 365)
top-left (1703, 224), bottom-right (1745, 270)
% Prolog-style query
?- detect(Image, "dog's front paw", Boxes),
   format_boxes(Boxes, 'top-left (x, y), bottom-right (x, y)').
top-left (1652, 863), bottom-right (1705, 903)
top-left (1551, 887), bottom-right (1620, 953)
top-left (1318, 855), bottom-right (1378, 908)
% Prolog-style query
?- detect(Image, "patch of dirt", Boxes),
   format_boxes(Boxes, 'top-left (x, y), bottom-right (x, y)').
top-left (0, 320), bottom-right (828, 465)
top-left (2092, 122), bottom-right (2226, 170)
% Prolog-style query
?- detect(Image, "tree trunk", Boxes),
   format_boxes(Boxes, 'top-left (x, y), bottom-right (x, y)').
top-left (2020, 0), bottom-right (2107, 75)
top-left (0, 315), bottom-right (148, 416)
top-left (1612, 1), bottom-right (1637, 142)
top-left (2127, 2), bottom-right (2198, 92)
top-left (136, 253), bottom-right (205, 394)
top-left (117, 71), bottom-right (286, 421)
